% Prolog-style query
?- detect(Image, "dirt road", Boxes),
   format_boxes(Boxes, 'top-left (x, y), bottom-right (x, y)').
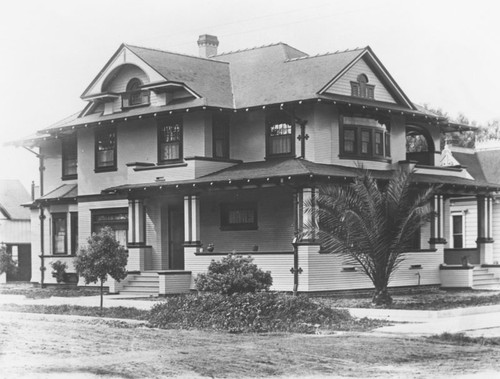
top-left (1, 311), bottom-right (499, 378)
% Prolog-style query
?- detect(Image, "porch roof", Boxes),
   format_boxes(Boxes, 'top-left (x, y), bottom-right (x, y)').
top-left (104, 159), bottom-right (500, 195)
top-left (28, 184), bottom-right (78, 206)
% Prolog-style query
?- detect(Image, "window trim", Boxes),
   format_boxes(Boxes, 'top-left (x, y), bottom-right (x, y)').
top-left (94, 126), bottom-right (117, 172)
top-left (157, 117), bottom-right (183, 164)
top-left (350, 74), bottom-right (375, 99)
top-left (122, 78), bottom-right (150, 109)
top-left (52, 213), bottom-right (68, 255)
top-left (220, 202), bottom-right (258, 231)
top-left (61, 135), bottom-right (78, 180)
top-left (266, 111), bottom-right (296, 158)
top-left (339, 115), bottom-right (391, 162)
top-left (91, 208), bottom-right (128, 246)
top-left (450, 212), bottom-right (465, 249)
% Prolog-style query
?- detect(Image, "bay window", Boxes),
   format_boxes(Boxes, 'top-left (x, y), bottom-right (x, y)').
top-left (91, 208), bottom-right (128, 247)
top-left (340, 115), bottom-right (390, 161)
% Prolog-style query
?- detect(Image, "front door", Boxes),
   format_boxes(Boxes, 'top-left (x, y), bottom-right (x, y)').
top-left (168, 208), bottom-right (185, 270)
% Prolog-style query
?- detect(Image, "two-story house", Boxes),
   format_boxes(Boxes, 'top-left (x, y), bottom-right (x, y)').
top-left (17, 35), bottom-right (500, 294)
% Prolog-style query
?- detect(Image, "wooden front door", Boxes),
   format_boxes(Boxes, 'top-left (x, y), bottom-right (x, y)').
top-left (168, 208), bottom-right (185, 270)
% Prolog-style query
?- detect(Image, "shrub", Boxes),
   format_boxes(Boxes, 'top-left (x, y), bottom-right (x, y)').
top-left (195, 254), bottom-right (272, 294)
top-left (50, 261), bottom-right (68, 283)
top-left (148, 292), bottom-right (353, 333)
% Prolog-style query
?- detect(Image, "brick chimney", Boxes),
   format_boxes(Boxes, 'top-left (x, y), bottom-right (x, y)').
top-left (197, 34), bottom-right (219, 58)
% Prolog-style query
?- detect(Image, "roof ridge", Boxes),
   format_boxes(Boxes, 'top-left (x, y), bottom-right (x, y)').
top-left (215, 42), bottom-right (290, 57)
top-left (285, 47), bottom-right (366, 62)
top-left (125, 44), bottom-right (229, 64)
top-left (294, 158), bottom-right (314, 174)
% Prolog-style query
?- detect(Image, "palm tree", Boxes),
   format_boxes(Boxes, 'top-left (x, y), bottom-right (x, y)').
top-left (305, 168), bottom-right (436, 305)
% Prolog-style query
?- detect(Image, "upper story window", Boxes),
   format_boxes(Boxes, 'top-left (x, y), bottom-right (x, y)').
top-left (122, 78), bottom-right (150, 108)
top-left (158, 117), bottom-right (183, 163)
top-left (62, 135), bottom-right (77, 180)
top-left (95, 127), bottom-right (117, 172)
top-left (266, 112), bottom-right (295, 157)
top-left (340, 115), bottom-right (391, 162)
top-left (213, 114), bottom-right (230, 159)
top-left (351, 74), bottom-right (375, 99)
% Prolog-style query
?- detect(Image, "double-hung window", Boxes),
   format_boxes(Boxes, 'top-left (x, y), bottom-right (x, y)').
top-left (351, 74), bottom-right (375, 99)
top-left (452, 213), bottom-right (464, 248)
top-left (122, 78), bottom-right (150, 108)
top-left (213, 114), bottom-right (230, 159)
top-left (158, 117), bottom-right (183, 163)
top-left (62, 135), bottom-right (77, 180)
top-left (52, 213), bottom-right (67, 255)
top-left (91, 208), bottom-right (128, 247)
top-left (266, 112), bottom-right (295, 157)
top-left (220, 203), bottom-right (258, 231)
top-left (95, 127), bottom-right (117, 171)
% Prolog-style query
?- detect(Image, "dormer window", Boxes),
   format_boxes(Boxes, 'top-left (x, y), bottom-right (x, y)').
top-left (351, 74), bottom-right (375, 99)
top-left (122, 78), bottom-right (150, 108)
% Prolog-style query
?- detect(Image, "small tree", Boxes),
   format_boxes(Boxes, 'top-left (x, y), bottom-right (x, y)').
top-left (305, 168), bottom-right (435, 306)
top-left (0, 244), bottom-right (17, 278)
top-left (75, 227), bottom-right (128, 311)
top-left (195, 254), bottom-right (273, 295)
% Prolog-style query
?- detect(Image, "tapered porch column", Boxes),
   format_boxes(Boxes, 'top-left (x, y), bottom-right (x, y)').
top-left (429, 195), bottom-right (447, 247)
top-left (127, 199), bottom-right (145, 246)
top-left (296, 187), bottom-right (319, 242)
top-left (184, 194), bottom-right (201, 246)
top-left (477, 195), bottom-right (494, 264)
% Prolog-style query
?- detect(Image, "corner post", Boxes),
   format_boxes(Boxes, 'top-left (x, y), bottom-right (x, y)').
top-left (477, 195), bottom-right (494, 264)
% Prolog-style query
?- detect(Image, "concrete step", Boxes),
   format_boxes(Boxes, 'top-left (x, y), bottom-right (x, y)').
top-left (473, 283), bottom-right (500, 290)
top-left (121, 286), bottom-right (159, 293)
top-left (124, 282), bottom-right (159, 288)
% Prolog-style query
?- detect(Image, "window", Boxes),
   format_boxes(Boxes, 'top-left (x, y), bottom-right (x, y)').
top-left (452, 214), bottom-right (464, 248)
top-left (158, 118), bottom-right (183, 163)
top-left (122, 78), bottom-right (149, 108)
top-left (221, 203), bottom-right (258, 231)
top-left (95, 127), bottom-right (117, 171)
top-left (351, 74), bottom-right (375, 99)
top-left (52, 213), bottom-right (67, 255)
top-left (70, 212), bottom-right (78, 255)
top-left (213, 114), bottom-right (230, 159)
top-left (62, 135), bottom-right (77, 180)
top-left (91, 208), bottom-right (128, 247)
top-left (340, 115), bottom-right (391, 161)
top-left (267, 112), bottom-right (295, 157)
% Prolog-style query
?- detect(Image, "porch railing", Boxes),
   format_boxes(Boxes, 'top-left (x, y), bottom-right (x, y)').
top-left (444, 248), bottom-right (479, 265)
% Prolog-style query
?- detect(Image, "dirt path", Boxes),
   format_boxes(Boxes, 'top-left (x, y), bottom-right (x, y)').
top-left (1, 311), bottom-right (499, 378)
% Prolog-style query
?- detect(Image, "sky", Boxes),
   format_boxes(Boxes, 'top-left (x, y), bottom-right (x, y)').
top-left (0, 0), bottom-right (499, 191)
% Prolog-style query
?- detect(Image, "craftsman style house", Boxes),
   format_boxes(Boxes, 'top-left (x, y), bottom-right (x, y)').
top-left (18, 35), bottom-right (500, 294)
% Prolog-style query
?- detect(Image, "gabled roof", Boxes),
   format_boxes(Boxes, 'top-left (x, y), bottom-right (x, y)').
top-left (0, 180), bottom-right (31, 220)
top-left (452, 148), bottom-right (500, 186)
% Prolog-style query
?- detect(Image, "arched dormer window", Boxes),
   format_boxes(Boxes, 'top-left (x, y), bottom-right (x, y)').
top-left (351, 74), bottom-right (375, 99)
top-left (122, 78), bottom-right (150, 108)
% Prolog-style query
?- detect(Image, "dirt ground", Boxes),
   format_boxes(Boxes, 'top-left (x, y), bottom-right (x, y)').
top-left (1, 312), bottom-right (499, 378)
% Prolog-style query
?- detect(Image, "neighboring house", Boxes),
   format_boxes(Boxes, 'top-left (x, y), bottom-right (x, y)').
top-left (15, 35), bottom-right (500, 294)
top-left (0, 180), bottom-right (32, 282)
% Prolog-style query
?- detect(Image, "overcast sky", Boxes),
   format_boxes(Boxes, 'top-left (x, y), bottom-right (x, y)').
top-left (1, 0), bottom-right (499, 191)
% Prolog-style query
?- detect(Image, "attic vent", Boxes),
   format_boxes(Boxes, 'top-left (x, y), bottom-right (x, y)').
top-left (351, 74), bottom-right (375, 99)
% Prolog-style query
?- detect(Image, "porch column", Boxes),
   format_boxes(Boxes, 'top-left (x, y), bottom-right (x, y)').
top-left (477, 195), bottom-right (494, 264)
top-left (184, 194), bottom-right (201, 246)
top-left (429, 195), bottom-right (447, 247)
top-left (296, 187), bottom-right (319, 242)
top-left (127, 199), bottom-right (145, 246)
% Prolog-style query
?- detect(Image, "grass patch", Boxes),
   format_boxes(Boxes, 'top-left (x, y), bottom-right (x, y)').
top-left (148, 292), bottom-right (387, 333)
top-left (1, 303), bottom-right (149, 320)
top-left (0, 286), bottom-right (103, 299)
top-left (429, 332), bottom-right (500, 346)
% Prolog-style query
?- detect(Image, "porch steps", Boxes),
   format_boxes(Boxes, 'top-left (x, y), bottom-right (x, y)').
top-left (473, 268), bottom-right (500, 290)
top-left (119, 272), bottom-right (159, 297)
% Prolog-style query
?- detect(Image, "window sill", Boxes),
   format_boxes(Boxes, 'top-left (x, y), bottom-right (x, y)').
top-left (61, 174), bottom-right (78, 181)
top-left (95, 166), bottom-right (117, 173)
top-left (339, 154), bottom-right (391, 163)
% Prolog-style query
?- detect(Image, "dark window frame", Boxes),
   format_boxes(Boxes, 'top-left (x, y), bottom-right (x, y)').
top-left (339, 115), bottom-right (391, 162)
top-left (70, 212), bottom-right (78, 255)
top-left (266, 111), bottom-right (295, 158)
top-left (157, 117), bottom-right (183, 164)
top-left (350, 74), bottom-right (375, 99)
top-left (220, 202), bottom-right (258, 231)
top-left (212, 114), bottom-right (230, 159)
top-left (94, 126), bottom-right (117, 172)
top-left (52, 213), bottom-right (68, 255)
top-left (452, 214), bottom-right (464, 248)
top-left (61, 134), bottom-right (78, 180)
top-left (122, 78), bottom-right (150, 109)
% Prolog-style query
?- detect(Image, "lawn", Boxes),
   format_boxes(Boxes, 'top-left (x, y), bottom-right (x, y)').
top-left (0, 282), bottom-right (101, 298)
top-left (1, 311), bottom-right (499, 378)
top-left (316, 287), bottom-right (500, 310)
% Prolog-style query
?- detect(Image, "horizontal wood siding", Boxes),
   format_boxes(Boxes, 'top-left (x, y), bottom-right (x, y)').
top-left (0, 219), bottom-right (30, 244)
top-left (326, 58), bottom-right (396, 103)
top-left (447, 199), bottom-right (477, 248)
top-left (159, 274), bottom-right (191, 294)
top-left (440, 268), bottom-right (473, 288)
top-left (493, 203), bottom-right (500, 263)
top-left (200, 187), bottom-right (295, 253)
